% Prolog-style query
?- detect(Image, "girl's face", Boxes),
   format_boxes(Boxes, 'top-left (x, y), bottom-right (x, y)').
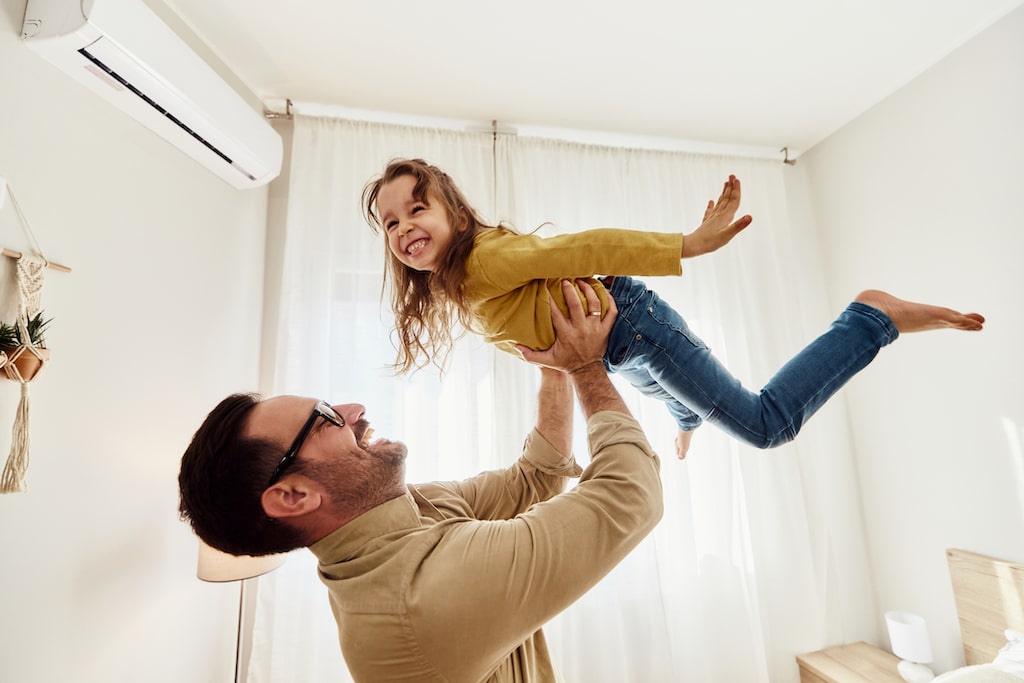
top-left (376, 174), bottom-right (454, 272)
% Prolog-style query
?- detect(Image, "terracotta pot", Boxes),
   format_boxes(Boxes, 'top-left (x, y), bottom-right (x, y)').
top-left (3, 346), bottom-right (50, 382)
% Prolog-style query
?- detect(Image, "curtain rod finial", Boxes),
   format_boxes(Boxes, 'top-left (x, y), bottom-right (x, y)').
top-left (264, 98), bottom-right (293, 120)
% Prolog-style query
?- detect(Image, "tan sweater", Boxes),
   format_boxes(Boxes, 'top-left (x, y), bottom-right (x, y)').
top-left (310, 411), bottom-right (663, 682)
top-left (463, 228), bottom-right (683, 355)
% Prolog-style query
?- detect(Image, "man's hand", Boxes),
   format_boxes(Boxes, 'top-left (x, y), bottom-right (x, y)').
top-left (519, 279), bottom-right (630, 419)
top-left (517, 279), bottom-right (616, 373)
top-left (681, 175), bottom-right (753, 258)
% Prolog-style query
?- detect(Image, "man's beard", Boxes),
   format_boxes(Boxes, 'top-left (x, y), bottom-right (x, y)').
top-left (297, 418), bottom-right (408, 503)
top-left (364, 438), bottom-right (408, 466)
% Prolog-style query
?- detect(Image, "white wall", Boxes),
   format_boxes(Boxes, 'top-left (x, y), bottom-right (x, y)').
top-left (788, 4), bottom-right (1024, 673)
top-left (0, 0), bottom-right (269, 681)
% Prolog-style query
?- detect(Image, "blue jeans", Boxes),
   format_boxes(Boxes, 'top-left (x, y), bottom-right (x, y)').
top-left (601, 276), bottom-right (899, 449)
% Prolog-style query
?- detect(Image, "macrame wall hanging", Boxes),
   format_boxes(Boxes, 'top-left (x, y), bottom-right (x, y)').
top-left (0, 177), bottom-right (71, 493)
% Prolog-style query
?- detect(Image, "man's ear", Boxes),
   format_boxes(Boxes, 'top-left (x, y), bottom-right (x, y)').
top-left (261, 478), bottom-right (324, 520)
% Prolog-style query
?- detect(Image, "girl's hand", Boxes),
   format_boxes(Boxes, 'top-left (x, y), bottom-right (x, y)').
top-left (682, 175), bottom-right (753, 258)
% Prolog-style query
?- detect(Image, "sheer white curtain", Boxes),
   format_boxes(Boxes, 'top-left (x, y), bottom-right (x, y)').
top-left (249, 116), bottom-right (875, 683)
top-left (250, 117), bottom-right (541, 683)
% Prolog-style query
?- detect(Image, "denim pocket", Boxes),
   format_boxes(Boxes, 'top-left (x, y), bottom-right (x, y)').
top-left (605, 278), bottom-right (709, 368)
top-left (605, 318), bottom-right (637, 366)
top-left (643, 293), bottom-right (710, 353)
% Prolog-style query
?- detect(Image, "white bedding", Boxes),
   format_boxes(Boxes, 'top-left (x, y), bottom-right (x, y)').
top-left (934, 630), bottom-right (1024, 682)
top-left (933, 664), bottom-right (1024, 682)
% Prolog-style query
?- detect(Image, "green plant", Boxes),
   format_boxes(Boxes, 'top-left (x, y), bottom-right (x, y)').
top-left (0, 312), bottom-right (51, 352)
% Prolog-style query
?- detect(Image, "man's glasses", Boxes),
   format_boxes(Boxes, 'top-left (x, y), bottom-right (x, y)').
top-left (265, 401), bottom-right (345, 487)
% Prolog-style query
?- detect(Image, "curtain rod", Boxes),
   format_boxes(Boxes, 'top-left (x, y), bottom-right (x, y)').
top-left (262, 98), bottom-right (800, 163)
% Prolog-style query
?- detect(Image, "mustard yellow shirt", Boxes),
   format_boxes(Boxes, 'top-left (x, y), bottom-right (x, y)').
top-left (463, 228), bottom-right (684, 355)
top-left (310, 411), bottom-right (663, 682)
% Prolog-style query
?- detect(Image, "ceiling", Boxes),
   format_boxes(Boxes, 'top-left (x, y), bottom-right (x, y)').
top-left (162, 0), bottom-right (1024, 155)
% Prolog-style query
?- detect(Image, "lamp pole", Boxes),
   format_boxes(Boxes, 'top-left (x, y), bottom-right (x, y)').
top-left (196, 540), bottom-right (287, 682)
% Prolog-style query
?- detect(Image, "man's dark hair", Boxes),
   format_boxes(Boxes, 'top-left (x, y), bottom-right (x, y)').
top-left (178, 393), bottom-right (309, 556)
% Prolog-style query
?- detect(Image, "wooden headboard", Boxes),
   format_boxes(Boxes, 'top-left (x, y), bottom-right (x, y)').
top-left (947, 548), bottom-right (1024, 665)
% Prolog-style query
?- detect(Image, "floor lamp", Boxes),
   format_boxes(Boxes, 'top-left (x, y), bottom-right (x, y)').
top-left (197, 540), bottom-right (286, 683)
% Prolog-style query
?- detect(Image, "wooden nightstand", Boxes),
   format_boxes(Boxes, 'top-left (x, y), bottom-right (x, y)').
top-left (796, 641), bottom-right (904, 683)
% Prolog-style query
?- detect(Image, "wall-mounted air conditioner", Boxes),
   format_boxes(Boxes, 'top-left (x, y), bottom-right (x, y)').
top-left (21, 0), bottom-right (283, 190)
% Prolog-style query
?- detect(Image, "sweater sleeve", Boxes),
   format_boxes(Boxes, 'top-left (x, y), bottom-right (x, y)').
top-left (412, 427), bottom-right (583, 521)
top-left (469, 228), bottom-right (682, 294)
top-left (408, 411), bottom-right (664, 680)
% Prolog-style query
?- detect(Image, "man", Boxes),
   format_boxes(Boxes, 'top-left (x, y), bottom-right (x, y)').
top-left (178, 280), bottom-right (664, 682)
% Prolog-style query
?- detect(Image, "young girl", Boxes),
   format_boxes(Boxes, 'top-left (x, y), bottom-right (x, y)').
top-left (362, 158), bottom-right (984, 459)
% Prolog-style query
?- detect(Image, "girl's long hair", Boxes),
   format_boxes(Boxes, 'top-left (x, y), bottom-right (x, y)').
top-left (363, 158), bottom-right (514, 375)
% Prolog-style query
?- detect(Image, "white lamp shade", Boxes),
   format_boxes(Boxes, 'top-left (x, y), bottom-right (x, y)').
top-left (886, 610), bottom-right (934, 664)
top-left (196, 539), bottom-right (286, 582)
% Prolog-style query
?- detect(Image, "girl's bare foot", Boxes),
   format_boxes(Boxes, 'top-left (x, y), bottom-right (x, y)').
top-left (675, 429), bottom-right (694, 460)
top-left (854, 290), bottom-right (985, 333)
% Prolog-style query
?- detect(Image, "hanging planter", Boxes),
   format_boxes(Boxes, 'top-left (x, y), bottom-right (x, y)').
top-left (0, 311), bottom-right (51, 383)
top-left (4, 346), bottom-right (50, 382)
top-left (0, 310), bottom-right (51, 493)
top-left (1, 184), bottom-right (70, 494)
